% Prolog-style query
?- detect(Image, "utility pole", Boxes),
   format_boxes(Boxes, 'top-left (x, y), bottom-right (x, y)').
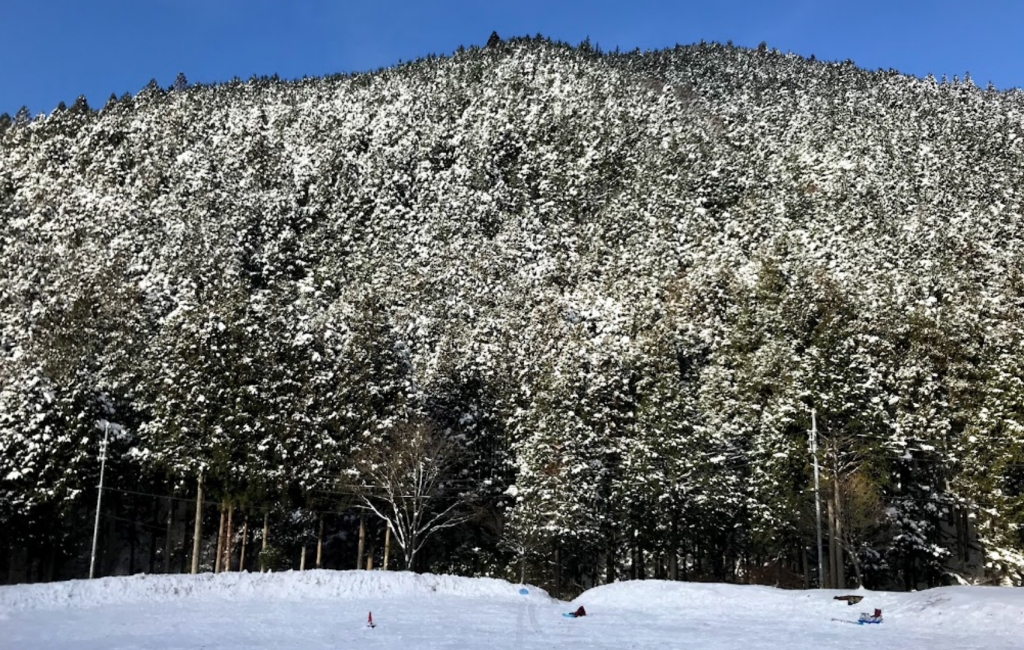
top-left (810, 409), bottom-right (824, 588)
top-left (89, 421), bottom-right (110, 579)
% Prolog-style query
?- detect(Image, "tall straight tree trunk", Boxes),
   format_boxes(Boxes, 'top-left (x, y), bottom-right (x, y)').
top-left (215, 501), bottom-right (226, 574)
top-left (383, 524), bottom-right (391, 571)
top-left (224, 503), bottom-right (234, 572)
top-left (181, 511), bottom-right (190, 574)
top-left (554, 545), bottom-right (561, 600)
top-left (316, 515), bottom-right (324, 569)
top-left (802, 546), bottom-right (810, 589)
top-left (356, 512), bottom-right (366, 570)
top-left (606, 544), bottom-right (616, 584)
top-left (849, 547), bottom-right (863, 588)
top-left (164, 498), bottom-right (174, 574)
top-left (669, 517), bottom-right (679, 581)
top-left (149, 499), bottom-right (159, 574)
top-left (260, 512), bottom-right (269, 572)
top-left (239, 517), bottom-right (248, 572)
top-left (129, 522), bottom-right (137, 575)
top-left (191, 474), bottom-right (204, 574)
top-left (833, 477), bottom-right (845, 590)
top-left (300, 545), bottom-right (306, 571)
top-left (827, 496), bottom-right (837, 589)
top-left (44, 543), bottom-right (56, 582)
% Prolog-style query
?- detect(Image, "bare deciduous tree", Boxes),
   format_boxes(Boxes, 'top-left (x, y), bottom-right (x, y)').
top-left (353, 419), bottom-right (470, 570)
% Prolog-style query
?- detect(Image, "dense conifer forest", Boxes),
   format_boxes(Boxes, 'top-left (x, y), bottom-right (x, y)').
top-left (2, 36), bottom-right (1023, 593)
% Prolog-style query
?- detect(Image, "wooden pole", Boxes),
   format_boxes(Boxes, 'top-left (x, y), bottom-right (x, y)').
top-left (300, 545), bottom-right (307, 571)
top-left (190, 473), bottom-right (204, 574)
top-left (383, 524), bottom-right (391, 571)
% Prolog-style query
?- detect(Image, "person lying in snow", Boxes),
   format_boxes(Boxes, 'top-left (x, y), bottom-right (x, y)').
top-left (563, 606), bottom-right (587, 618)
top-left (858, 609), bottom-right (883, 624)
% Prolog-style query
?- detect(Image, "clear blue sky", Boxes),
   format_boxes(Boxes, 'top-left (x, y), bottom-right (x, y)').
top-left (1, 0), bottom-right (1021, 117)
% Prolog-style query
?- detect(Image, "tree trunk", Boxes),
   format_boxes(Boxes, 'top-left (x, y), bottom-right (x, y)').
top-left (148, 499), bottom-right (159, 574)
top-left (129, 520), bottom-right (137, 575)
top-left (164, 498), bottom-right (174, 574)
top-left (260, 512), bottom-right (269, 572)
top-left (827, 496), bottom-right (837, 589)
top-left (101, 514), bottom-right (118, 577)
top-left (554, 545), bottom-right (561, 599)
top-left (606, 544), bottom-right (616, 584)
top-left (239, 517), bottom-right (248, 572)
top-left (316, 514), bottom-right (324, 569)
top-left (7, 545), bottom-right (19, 585)
top-left (191, 474), bottom-right (204, 574)
top-left (181, 512), bottom-right (190, 575)
top-left (849, 544), bottom-right (863, 588)
top-left (215, 501), bottom-right (226, 574)
top-left (669, 517), bottom-right (679, 581)
top-left (833, 476), bottom-right (845, 590)
top-left (224, 503), bottom-right (234, 572)
top-left (300, 545), bottom-right (306, 571)
top-left (357, 512), bottom-right (366, 570)
top-left (365, 543), bottom-right (374, 570)
top-left (383, 523), bottom-right (391, 571)
top-left (44, 543), bottom-right (56, 583)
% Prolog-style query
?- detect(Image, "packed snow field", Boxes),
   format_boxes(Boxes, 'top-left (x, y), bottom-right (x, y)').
top-left (2, 571), bottom-right (1022, 649)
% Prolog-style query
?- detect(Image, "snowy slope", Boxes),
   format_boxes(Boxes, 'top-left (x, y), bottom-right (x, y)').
top-left (2, 571), bottom-right (1023, 650)
top-left (0, 569), bottom-right (550, 611)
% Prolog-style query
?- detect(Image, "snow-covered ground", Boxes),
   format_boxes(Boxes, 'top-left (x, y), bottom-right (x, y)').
top-left (2, 570), bottom-right (1022, 649)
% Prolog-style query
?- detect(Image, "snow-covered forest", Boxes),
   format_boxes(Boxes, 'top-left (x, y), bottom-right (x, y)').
top-left (1, 36), bottom-right (1022, 592)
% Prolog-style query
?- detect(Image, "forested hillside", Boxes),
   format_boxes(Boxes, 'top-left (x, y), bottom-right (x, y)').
top-left (1, 36), bottom-right (1023, 592)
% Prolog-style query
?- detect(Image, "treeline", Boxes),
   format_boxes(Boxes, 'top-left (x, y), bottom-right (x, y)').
top-left (1, 36), bottom-right (1023, 593)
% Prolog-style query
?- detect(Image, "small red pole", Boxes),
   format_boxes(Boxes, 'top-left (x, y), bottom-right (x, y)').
top-left (367, 611), bottom-right (375, 628)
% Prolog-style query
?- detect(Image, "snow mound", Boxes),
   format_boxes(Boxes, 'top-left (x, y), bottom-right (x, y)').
top-left (0, 570), bottom-right (552, 612)
top-left (572, 579), bottom-right (799, 613)
top-left (573, 580), bottom-right (1024, 630)
top-left (888, 586), bottom-right (1024, 628)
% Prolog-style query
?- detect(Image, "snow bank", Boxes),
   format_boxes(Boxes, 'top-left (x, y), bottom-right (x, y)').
top-left (572, 579), bottom-right (1024, 630)
top-left (573, 580), bottom-right (797, 612)
top-left (0, 570), bottom-right (551, 612)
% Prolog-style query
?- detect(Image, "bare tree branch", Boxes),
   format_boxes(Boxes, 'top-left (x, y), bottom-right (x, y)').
top-left (349, 418), bottom-right (470, 570)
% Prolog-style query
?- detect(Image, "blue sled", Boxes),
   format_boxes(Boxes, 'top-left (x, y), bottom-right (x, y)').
top-left (562, 613), bottom-right (577, 618)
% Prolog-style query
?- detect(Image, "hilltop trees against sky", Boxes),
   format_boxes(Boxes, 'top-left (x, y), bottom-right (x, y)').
top-left (1, 37), bottom-right (1023, 587)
